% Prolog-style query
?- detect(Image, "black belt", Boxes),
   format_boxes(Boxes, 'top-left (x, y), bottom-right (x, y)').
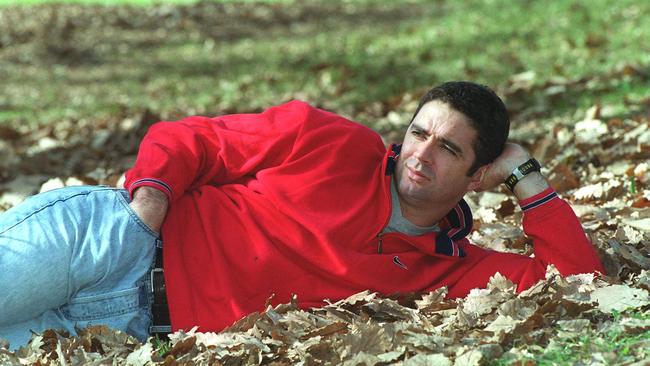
top-left (150, 245), bottom-right (172, 335)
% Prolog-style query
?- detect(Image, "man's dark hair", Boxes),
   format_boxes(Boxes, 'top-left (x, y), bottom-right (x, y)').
top-left (410, 81), bottom-right (510, 176)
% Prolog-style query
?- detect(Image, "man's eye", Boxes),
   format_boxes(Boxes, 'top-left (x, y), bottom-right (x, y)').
top-left (411, 130), bottom-right (424, 138)
top-left (441, 144), bottom-right (457, 155)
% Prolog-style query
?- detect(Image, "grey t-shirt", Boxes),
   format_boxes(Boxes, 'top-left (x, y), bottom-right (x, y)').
top-left (383, 177), bottom-right (440, 236)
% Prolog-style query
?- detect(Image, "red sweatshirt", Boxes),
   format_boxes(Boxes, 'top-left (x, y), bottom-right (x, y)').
top-left (125, 100), bottom-right (604, 332)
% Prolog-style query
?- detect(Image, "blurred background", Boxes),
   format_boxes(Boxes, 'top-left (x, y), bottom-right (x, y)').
top-left (1, 0), bottom-right (648, 125)
top-left (0, 0), bottom-right (649, 189)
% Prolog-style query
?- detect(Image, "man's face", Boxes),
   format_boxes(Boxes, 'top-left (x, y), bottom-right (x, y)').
top-left (395, 100), bottom-right (484, 209)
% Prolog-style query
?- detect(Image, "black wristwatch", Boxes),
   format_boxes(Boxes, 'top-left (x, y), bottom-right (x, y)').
top-left (504, 158), bottom-right (541, 192)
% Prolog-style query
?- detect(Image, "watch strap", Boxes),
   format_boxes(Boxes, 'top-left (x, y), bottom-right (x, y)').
top-left (504, 158), bottom-right (541, 192)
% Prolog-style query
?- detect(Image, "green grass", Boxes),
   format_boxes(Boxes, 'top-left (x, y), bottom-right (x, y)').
top-left (0, 0), bottom-right (193, 5)
top-left (0, 0), bottom-right (649, 128)
top-left (492, 311), bottom-right (650, 365)
top-left (494, 329), bottom-right (650, 365)
top-left (151, 335), bottom-right (173, 357)
top-left (0, 0), bottom-right (290, 6)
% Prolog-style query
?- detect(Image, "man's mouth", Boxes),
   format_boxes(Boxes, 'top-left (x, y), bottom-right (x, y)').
top-left (407, 166), bottom-right (430, 183)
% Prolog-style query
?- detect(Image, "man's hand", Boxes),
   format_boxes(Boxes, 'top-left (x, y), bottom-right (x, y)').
top-left (476, 143), bottom-right (550, 200)
top-left (129, 186), bottom-right (169, 233)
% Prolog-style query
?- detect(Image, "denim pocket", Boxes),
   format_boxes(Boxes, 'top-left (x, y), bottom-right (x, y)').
top-left (62, 286), bottom-right (142, 321)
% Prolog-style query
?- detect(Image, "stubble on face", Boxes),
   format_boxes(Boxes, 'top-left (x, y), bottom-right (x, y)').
top-left (394, 101), bottom-right (481, 224)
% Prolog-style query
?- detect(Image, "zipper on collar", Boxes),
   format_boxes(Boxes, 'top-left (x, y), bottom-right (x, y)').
top-left (377, 175), bottom-right (392, 254)
top-left (376, 184), bottom-right (391, 254)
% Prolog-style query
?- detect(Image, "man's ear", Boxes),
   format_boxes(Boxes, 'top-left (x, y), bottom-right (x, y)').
top-left (468, 164), bottom-right (489, 192)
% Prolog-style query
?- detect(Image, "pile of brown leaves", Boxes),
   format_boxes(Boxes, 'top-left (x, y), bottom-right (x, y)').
top-left (1, 269), bottom-right (648, 365)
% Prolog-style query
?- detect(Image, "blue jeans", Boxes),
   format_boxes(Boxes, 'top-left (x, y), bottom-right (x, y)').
top-left (0, 186), bottom-right (159, 350)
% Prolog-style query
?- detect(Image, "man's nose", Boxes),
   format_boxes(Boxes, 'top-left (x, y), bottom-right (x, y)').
top-left (413, 141), bottom-right (435, 164)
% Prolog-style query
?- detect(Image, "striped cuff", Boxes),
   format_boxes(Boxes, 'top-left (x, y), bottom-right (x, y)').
top-left (128, 178), bottom-right (173, 201)
top-left (519, 187), bottom-right (558, 212)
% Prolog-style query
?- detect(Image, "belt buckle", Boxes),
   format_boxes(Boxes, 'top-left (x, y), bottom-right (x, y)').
top-left (150, 325), bottom-right (173, 334)
top-left (150, 267), bottom-right (164, 293)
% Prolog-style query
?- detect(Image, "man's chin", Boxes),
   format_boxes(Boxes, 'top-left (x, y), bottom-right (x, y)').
top-left (399, 184), bottom-right (433, 200)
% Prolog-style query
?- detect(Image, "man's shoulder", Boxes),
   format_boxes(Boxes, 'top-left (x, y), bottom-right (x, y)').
top-left (279, 100), bottom-right (383, 141)
top-left (267, 101), bottom-right (386, 168)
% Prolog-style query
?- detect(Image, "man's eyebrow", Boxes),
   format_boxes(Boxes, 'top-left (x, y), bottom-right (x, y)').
top-left (411, 122), bottom-right (431, 137)
top-left (410, 123), bottom-right (429, 134)
top-left (410, 122), bottom-right (464, 156)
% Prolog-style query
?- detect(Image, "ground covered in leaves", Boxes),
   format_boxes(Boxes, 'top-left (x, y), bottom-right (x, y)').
top-left (1, 1), bottom-right (649, 365)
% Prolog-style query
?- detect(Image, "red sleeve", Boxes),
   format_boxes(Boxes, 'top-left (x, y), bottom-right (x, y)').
top-left (519, 187), bottom-right (605, 277)
top-left (124, 100), bottom-right (315, 203)
top-left (452, 188), bottom-right (604, 296)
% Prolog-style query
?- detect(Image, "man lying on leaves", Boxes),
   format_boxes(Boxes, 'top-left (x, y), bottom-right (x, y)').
top-left (0, 81), bottom-right (603, 349)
